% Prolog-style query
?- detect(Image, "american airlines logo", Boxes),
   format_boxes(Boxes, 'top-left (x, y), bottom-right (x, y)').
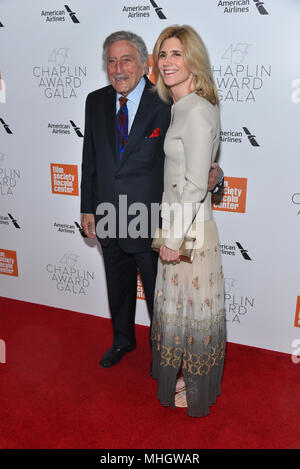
top-left (64, 4), bottom-right (80, 23)
top-left (70, 120), bottom-right (83, 137)
top-left (220, 127), bottom-right (260, 146)
top-left (220, 242), bottom-right (252, 260)
top-left (150, 0), bottom-right (167, 19)
top-left (0, 213), bottom-right (21, 229)
top-left (122, 1), bottom-right (166, 19)
top-left (253, 0), bottom-right (269, 15)
top-left (242, 127), bottom-right (260, 147)
top-left (236, 242), bottom-right (252, 260)
top-left (217, 0), bottom-right (269, 15)
top-left (8, 213), bottom-right (20, 229)
top-left (48, 121), bottom-right (83, 137)
top-left (0, 118), bottom-right (12, 134)
top-left (53, 221), bottom-right (86, 236)
top-left (41, 5), bottom-right (80, 23)
top-left (75, 221), bottom-right (87, 237)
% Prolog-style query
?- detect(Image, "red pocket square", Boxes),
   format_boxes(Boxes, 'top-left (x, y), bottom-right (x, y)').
top-left (148, 128), bottom-right (160, 138)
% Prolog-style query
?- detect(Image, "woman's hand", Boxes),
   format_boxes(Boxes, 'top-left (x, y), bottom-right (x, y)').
top-left (208, 162), bottom-right (223, 192)
top-left (160, 244), bottom-right (180, 263)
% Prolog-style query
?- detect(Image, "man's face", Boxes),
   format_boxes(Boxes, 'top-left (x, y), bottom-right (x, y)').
top-left (107, 40), bottom-right (147, 96)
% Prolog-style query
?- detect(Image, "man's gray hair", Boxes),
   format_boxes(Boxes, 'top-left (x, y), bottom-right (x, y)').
top-left (103, 30), bottom-right (149, 68)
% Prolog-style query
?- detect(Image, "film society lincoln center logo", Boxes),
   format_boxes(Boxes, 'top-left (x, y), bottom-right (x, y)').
top-left (212, 176), bottom-right (247, 213)
top-left (51, 163), bottom-right (78, 196)
top-left (295, 297), bottom-right (300, 328)
top-left (137, 270), bottom-right (146, 300)
top-left (0, 249), bottom-right (18, 277)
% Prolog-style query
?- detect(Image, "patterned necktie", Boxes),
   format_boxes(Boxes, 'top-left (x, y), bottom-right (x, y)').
top-left (116, 96), bottom-right (128, 160)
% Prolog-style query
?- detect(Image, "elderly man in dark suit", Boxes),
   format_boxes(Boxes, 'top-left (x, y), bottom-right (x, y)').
top-left (81, 31), bottom-right (223, 368)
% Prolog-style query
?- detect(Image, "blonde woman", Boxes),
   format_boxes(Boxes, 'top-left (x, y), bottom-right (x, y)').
top-left (151, 25), bottom-right (226, 417)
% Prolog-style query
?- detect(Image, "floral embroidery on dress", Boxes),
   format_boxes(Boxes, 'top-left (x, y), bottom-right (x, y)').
top-left (186, 334), bottom-right (195, 345)
top-left (192, 277), bottom-right (200, 289)
top-left (204, 298), bottom-right (210, 307)
top-left (171, 274), bottom-right (179, 286)
top-left (204, 335), bottom-right (211, 347)
top-left (174, 335), bottom-right (181, 345)
top-left (209, 273), bottom-right (213, 287)
top-left (162, 268), bottom-right (166, 280)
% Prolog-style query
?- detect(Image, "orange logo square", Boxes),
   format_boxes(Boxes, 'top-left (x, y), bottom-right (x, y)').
top-left (50, 164), bottom-right (78, 196)
top-left (0, 249), bottom-right (18, 276)
top-left (213, 176), bottom-right (247, 213)
top-left (147, 55), bottom-right (157, 85)
top-left (137, 270), bottom-right (146, 300)
top-left (295, 297), bottom-right (300, 328)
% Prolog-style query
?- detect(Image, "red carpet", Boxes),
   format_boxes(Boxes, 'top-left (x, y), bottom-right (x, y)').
top-left (0, 296), bottom-right (299, 449)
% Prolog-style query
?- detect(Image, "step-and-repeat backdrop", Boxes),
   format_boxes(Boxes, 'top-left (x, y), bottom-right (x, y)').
top-left (1, 0), bottom-right (299, 354)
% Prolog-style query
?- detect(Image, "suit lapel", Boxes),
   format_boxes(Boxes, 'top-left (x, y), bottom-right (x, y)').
top-left (118, 78), bottom-right (155, 169)
top-left (105, 86), bottom-right (118, 165)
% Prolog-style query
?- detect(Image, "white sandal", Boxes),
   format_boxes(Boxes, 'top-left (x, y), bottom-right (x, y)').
top-left (175, 391), bottom-right (187, 408)
top-left (175, 376), bottom-right (185, 393)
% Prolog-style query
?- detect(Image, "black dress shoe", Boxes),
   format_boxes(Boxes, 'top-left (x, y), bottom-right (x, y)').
top-left (99, 345), bottom-right (136, 368)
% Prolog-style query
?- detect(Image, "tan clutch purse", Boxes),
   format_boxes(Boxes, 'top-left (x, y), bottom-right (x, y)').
top-left (151, 228), bottom-right (196, 263)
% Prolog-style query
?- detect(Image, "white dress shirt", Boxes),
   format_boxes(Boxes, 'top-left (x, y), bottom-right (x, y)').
top-left (116, 77), bottom-right (146, 133)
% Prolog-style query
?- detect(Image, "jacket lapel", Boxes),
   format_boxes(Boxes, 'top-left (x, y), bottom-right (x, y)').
top-left (105, 86), bottom-right (118, 165)
top-left (118, 78), bottom-right (155, 169)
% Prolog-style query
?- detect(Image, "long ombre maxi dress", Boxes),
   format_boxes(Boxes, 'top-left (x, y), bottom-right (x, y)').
top-left (151, 92), bottom-right (226, 417)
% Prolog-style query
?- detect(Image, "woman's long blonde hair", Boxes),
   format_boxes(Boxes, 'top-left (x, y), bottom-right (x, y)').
top-left (152, 25), bottom-right (219, 105)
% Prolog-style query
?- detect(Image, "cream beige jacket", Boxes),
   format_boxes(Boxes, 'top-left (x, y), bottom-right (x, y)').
top-left (160, 92), bottom-right (220, 251)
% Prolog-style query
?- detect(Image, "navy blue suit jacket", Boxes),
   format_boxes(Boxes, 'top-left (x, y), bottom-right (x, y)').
top-left (80, 76), bottom-right (171, 252)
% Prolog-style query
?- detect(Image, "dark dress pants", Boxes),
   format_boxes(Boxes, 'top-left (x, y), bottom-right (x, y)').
top-left (100, 238), bottom-right (158, 349)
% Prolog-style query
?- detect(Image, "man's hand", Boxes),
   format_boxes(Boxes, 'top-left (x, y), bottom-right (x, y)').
top-left (81, 213), bottom-right (96, 239)
top-left (160, 245), bottom-right (180, 263)
top-left (208, 162), bottom-right (224, 192)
